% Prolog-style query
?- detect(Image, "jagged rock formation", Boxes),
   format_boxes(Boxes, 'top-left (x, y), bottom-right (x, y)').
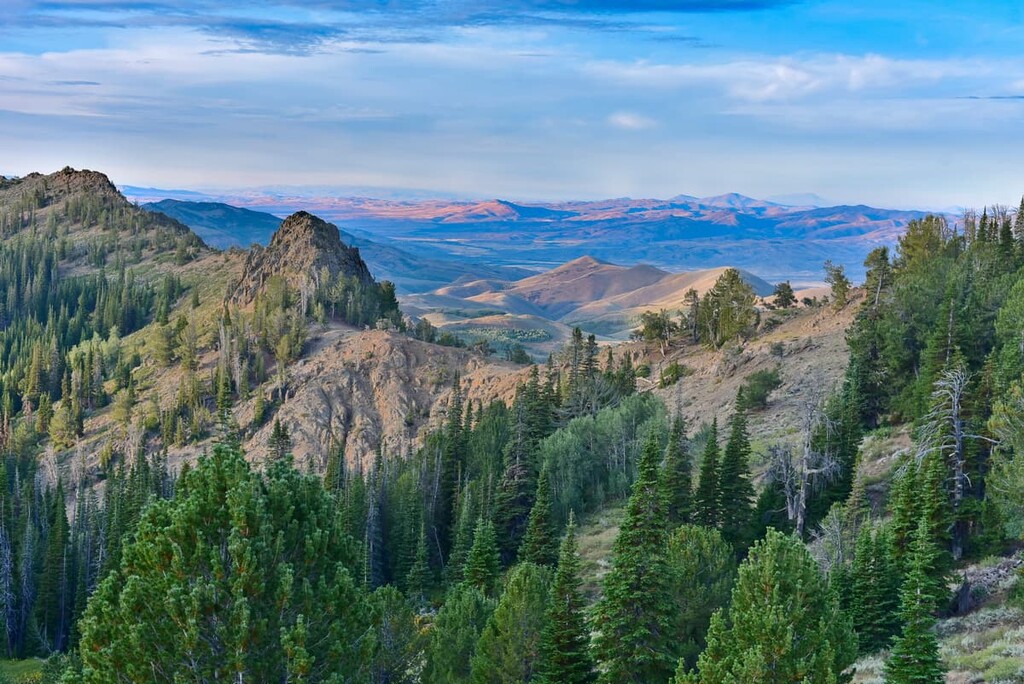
top-left (233, 210), bottom-right (373, 303)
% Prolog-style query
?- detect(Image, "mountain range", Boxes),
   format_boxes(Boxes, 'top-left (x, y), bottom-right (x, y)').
top-left (129, 188), bottom-right (937, 284)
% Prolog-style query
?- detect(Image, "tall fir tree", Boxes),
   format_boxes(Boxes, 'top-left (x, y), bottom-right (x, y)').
top-left (677, 529), bottom-right (857, 684)
top-left (659, 413), bottom-right (693, 526)
top-left (717, 398), bottom-right (755, 548)
top-left (884, 518), bottom-right (947, 684)
top-left (693, 419), bottom-right (722, 529)
top-left (469, 562), bottom-right (552, 684)
top-left (464, 517), bottom-right (502, 597)
top-left (850, 523), bottom-right (900, 654)
top-left (592, 432), bottom-right (676, 683)
top-left (519, 464), bottom-right (559, 567)
top-left (535, 513), bottom-right (595, 684)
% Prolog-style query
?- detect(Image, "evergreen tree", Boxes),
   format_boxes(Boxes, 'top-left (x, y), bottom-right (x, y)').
top-left (519, 464), bottom-right (558, 567)
top-left (72, 442), bottom-right (370, 683)
top-left (693, 420), bottom-right (722, 529)
top-left (464, 517), bottom-right (501, 597)
top-left (659, 413), bottom-right (693, 526)
top-left (469, 562), bottom-right (552, 683)
top-left (717, 399), bottom-right (755, 548)
top-left (535, 513), bottom-right (595, 684)
top-left (773, 281), bottom-right (796, 308)
top-left (850, 523), bottom-right (900, 654)
top-left (406, 521), bottom-right (433, 608)
top-left (424, 584), bottom-right (495, 684)
top-left (883, 518), bottom-right (947, 684)
top-left (592, 432), bottom-right (676, 683)
top-left (666, 524), bottom-right (735, 672)
top-left (678, 529), bottom-right (857, 684)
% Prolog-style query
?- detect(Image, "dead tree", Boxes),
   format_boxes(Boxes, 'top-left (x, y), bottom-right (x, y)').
top-left (764, 389), bottom-right (842, 537)
top-left (915, 361), bottom-right (993, 561)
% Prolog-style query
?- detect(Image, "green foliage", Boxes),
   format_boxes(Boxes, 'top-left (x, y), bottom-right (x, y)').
top-left (424, 585), bottom-right (495, 684)
top-left (592, 433), bottom-right (676, 683)
top-left (658, 361), bottom-right (692, 389)
top-left (696, 268), bottom-right (758, 348)
top-left (535, 514), bottom-right (595, 684)
top-left (678, 529), bottom-right (856, 684)
top-left (736, 367), bottom-right (781, 410)
top-left (665, 525), bottom-right (735, 672)
top-left (72, 442), bottom-right (369, 683)
top-left (659, 414), bottom-right (693, 526)
top-left (519, 465), bottom-right (559, 567)
top-left (469, 562), bottom-right (552, 683)
top-left (772, 280), bottom-right (796, 308)
top-left (693, 420), bottom-right (721, 529)
top-left (850, 523), bottom-right (900, 653)
top-left (718, 401), bottom-right (755, 548)
top-left (883, 518), bottom-right (947, 684)
top-left (824, 260), bottom-right (851, 309)
top-left (465, 518), bottom-right (502, 597)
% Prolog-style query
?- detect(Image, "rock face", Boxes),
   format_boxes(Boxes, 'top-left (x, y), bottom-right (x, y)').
top-left (233, 211), bottom-right (374, 303)
top-left (239, 329), bottom-right (523, 471)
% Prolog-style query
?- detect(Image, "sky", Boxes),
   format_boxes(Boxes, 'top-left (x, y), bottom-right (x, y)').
top-left (1, 0), bottom-right (1024, 208)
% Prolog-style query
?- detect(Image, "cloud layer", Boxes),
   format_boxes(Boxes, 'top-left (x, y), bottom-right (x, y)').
top-left (2, 0), bottom-right (1024, 208)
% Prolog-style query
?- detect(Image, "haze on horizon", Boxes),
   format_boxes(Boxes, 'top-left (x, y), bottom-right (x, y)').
top-left (2, 0), bottom-right (1024, 210)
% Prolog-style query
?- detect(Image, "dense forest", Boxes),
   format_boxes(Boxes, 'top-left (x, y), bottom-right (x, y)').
top-left (0, 171), bottom-right (1023, 683)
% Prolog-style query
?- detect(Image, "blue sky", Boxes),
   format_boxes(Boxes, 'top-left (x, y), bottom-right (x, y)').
top-left (2, 0), bottom-right (1024, 208)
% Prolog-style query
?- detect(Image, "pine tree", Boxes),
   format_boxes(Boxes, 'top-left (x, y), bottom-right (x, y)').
top-left (592, 432), bottom-right (676, 683)
top-left (535, 513), bottom-right (595, 684)
top-left (883, 518), bottom-right (947, 684)
top-left (424, 584), bottom-right (496, 684)
top-left (666, 524), bottom-right (735, 673)
top-left (406, 522), bottom-right (432, 608)
top-left (519, 464), bottom-right (558, 567)
top-left (678, 529), bottom-right (857, 684)
top-left (850, 523), bottom-right (900, 654)
top-left (464, 517), bottom-right (501, 597)
top-left (73, 442), bottom-right (371, 682)
top-left (717, 400), bottom-right (755, 548)
top-left (469, 562), bottom-right (552, 683)
top-left (659, 414), bottom-right (693, 526)
top-left (693, 420), bottom-right (721, 528)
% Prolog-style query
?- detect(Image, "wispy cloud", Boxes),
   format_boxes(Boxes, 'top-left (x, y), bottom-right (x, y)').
top-left (608, 111), bottom-right (657, 130)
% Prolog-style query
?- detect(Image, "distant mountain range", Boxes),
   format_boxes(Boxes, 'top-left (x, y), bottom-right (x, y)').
top-left (128, 188), bottom-right (940, 284)
top-left (143, 199), bottom-right (529, 293)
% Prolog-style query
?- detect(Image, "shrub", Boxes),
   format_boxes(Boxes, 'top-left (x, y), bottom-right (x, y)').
top-left (738, 368), bottom-right (782, 410)
top-left (659, 362), bottom-right (693, 388)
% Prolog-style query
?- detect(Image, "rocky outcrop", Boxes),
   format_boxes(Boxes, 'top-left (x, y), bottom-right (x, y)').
top-left (238, 328), bottom-right (524, 471)
top-left (233, 211), bottom-right (373, 303)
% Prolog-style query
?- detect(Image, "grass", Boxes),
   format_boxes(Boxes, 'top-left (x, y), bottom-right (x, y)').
top-left (0, 659), bottom-right (43, 682)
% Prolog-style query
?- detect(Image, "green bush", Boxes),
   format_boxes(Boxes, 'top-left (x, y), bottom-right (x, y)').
top-left (659, 361), bottom-right (693, 388)
top-left (738, 368), bottom-right (782, 410)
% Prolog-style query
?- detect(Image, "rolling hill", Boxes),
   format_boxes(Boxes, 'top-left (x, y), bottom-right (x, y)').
top-left (124, 186), bottom-right (937, 283)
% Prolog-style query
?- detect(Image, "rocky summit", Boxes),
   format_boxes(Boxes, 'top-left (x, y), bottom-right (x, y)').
top-left (232, 210), bottom-right (374, 303)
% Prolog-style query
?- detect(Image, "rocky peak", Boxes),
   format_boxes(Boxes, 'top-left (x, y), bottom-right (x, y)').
top-left (233, 211), bottom-right (374, 303)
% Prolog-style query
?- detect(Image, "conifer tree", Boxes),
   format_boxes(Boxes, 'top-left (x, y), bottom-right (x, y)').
top-left (424, 584), bottom-right (496, 684)
top-left (666, 524), bottom-right (735, 672)
top-left (850, 523), bottom-right (900, 654)
top-left (693, 420), bottom-right (721, 528)
top-left (678, 529), bottom-right (856, 684)
top-left (592, 432), bottom-right (676, 683)
top-left (535, 513), bottom-right (595, 684)
top-left (464, 517), bottom-right (501, 597)
top-left (717, 399), bottom-right (755, 548)
top-left (406, 522), bottom-right (432, 608)
top-left (519, 464), bottom-right (558, 567)
top-left (659, 413), bottom-right (693, 526)
top-left (73, 442), bottom-right (371, 682)
top-left (469, 562), bottom-right (552, 683)
top-left (884, 518), bottom-right (947, 684)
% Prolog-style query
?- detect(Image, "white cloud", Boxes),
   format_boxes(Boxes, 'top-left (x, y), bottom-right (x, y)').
top-left (584, 53), bottom-right (1005, 103)
top-left (608, 111), bottom-right (656, 130)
